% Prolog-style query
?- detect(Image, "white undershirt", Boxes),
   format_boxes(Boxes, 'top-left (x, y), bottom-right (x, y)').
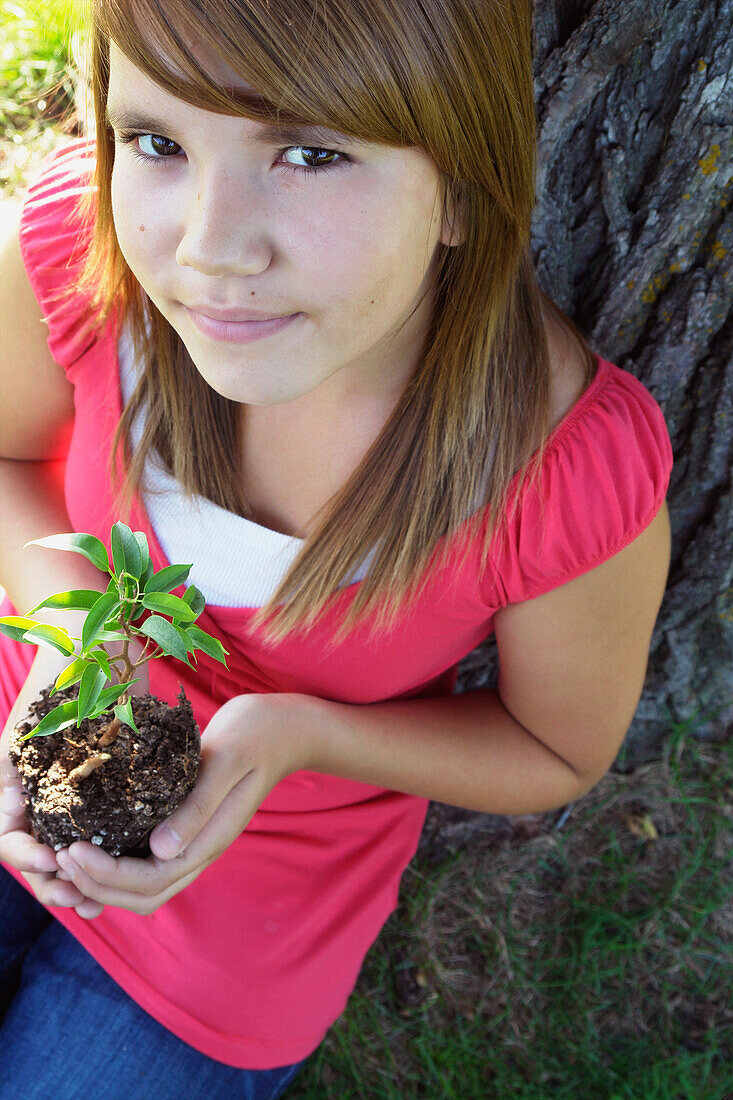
top-left (118, 328), bottom-right (372, 608)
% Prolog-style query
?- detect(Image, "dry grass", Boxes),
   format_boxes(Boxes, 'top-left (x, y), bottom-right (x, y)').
top-left (292, 728), bottom-right (732, 1098)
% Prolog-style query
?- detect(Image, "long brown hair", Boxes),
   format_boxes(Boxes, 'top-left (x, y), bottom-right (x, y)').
top-left (77, 0), bottom-right (597, 647)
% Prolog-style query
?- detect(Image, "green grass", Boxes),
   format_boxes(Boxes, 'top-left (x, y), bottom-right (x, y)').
top-left (1, 0), bottom-right (84, 193)
top-left (1, 0), bottom-right (82, 121)
top-left (287, 722), bottom-right (731, 1098)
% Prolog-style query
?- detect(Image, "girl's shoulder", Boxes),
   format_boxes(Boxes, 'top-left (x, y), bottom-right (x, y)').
top-left (486, 352), bottom-right (674, 607)
top-left (18, 137), bottom-right (98, 370)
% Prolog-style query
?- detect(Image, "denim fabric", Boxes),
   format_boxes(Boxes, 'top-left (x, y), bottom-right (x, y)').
top-left (0, 866), bottom-right (306, 1100)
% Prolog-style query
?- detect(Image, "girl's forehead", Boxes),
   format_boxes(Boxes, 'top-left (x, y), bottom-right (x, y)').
top-left (110, 35), bottom-right (255, 96)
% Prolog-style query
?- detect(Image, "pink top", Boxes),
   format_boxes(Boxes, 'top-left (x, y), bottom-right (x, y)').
top-left (1, 140), bottom-right (674, 1068)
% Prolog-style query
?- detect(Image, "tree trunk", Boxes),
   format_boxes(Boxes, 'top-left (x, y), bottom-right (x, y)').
top-left (436, 0), bottom-right (732, 851)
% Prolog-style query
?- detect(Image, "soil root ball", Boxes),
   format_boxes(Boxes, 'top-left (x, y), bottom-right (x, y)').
top-left (8, 684), bottom-right (200, 857)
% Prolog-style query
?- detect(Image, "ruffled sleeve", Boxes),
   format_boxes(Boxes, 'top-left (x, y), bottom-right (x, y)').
top-left (18, 138), bottom-right (98, 372)
top-left (488, 359), bottom-right (674, 606)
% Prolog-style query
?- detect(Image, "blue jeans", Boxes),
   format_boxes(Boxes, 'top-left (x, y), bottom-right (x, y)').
top-left (0, 866), bottom-right (307, 1099)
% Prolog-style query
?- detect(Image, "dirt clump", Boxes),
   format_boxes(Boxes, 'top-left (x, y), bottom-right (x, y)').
top-left (9, 683), bottom-right (200, 857)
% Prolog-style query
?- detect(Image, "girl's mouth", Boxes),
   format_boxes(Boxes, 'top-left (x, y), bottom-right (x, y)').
top-left (184, 308), bottom-right (302, 344)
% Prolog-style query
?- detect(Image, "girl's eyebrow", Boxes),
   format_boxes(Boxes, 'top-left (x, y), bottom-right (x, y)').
top-left (105, 104), bottom-right (371, 148)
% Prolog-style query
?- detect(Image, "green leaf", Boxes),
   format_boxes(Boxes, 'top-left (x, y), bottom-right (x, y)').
top-left (81, 592), bottom-right (120, 650)
top-left (53, 657), bottom-right (89, 693)
top-left (113, 698), bottom-right (140, 735)
top-left (77, 664), bottom-right (108, 724)
top-left (141, 592), bottom-right (196, 622)
top-left (144, 563), bottom-right (192, 594)
top-left (111, 522), bottom-right (143, 581)
top-left (171, 621), bottom-right (197, 658)
top-left (19, 699), bottom-right (80, 740)
top-left (88, 648), bottom-right (112, 679)
top-left (28, 590), bottom-right (104, 615)
top-left (0, 615), bottom-right (43, 643)
top-left (174, 626), bottom-right (197, 654)
top-left (93, 629), bottom-right (126, 645)
top-left (139, 615), bottom-right (191, 665)
top-left (24, 532), bottom-right (110, 573)
top-left (94, 679), bottom-right (140, 711)
top-left (181, 585), bottom-right (206, 618)
top-left (148, 621), bottom-right (197, 660)
top-left (22, 624), bottom-right (76, 657)
top-left (133, 531), bottom-right (152, 582)
top-left (183, 624), bottom-right (229, 667)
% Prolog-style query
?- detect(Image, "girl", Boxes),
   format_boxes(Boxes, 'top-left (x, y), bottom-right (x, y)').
top-left (0, 0), bottom-right (673, 1095)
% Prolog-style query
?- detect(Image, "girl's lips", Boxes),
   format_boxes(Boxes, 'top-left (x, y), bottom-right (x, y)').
top-left (184, 308), bottom-right (301, 344)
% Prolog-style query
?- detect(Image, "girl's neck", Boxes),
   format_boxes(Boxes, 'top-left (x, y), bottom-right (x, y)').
top-left (235, 312), bottom-right (589, 540)
top-left (238, 392), bottom-right (401, 539)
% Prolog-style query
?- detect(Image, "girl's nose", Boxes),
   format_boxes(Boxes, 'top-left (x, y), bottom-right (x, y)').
top-left (175, 173), bottom-right (270, 278)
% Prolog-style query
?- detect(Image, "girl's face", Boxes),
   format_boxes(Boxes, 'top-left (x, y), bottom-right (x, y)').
top-left (108, 42), bottom-right (458, 411)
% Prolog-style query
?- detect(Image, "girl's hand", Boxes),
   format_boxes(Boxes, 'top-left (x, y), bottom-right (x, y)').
top-left (0, 635), bottom-right (150, 920)
top-left (53, 693), bottom-right (310, 915)
top-left (0, 646), bottom-right (99, 915)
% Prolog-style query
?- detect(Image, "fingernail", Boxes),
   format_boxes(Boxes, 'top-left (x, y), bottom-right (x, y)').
top-left (76, 900), bottom-right (104, 920)
top-left (154, 826), bottom-right (183, 859)
top-left (0, 787), bottom-right (25, 813)
top-left (35, 854), bottom-right (58, 873)
top-left (56, 851), bottom-right (75, 877)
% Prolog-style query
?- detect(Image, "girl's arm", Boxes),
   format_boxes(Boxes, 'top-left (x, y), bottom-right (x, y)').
top-left (305, 499), bottom-right (672, 813)
top-left (0, 211), bottom-right (142, 917)
top-left (0, 203), bottom-right (99, 611)
top-left (53, 497), bottom-right (670, 914)
top-left (0, 209), bottom-right (109, 912)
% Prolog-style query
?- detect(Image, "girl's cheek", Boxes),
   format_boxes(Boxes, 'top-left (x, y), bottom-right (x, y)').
top-left (112, 175), bottom-right (139, 261)
top-left (113, 166), bottom-right (161, 249)
top-left (113, 190), bottom-right (171, 289)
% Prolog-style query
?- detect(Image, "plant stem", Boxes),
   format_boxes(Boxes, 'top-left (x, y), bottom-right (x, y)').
top-left (118, 617), bottom-right (135, 684)
top-left (96, 604), bottom-right (137, 748)
top-left (133, 640), bottom-right (161, 668)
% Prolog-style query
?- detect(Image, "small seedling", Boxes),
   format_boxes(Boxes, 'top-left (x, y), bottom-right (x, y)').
top-left (0, 521), bottom-right (228, 753)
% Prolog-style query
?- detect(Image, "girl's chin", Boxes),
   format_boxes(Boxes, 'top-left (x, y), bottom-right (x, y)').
top-left (180, 358), bottom-right (306, 406)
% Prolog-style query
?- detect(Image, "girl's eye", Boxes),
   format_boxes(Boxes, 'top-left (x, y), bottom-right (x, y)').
top-left (115, 131), bottom-right (350, 177)
top-left (137, 134), bottom-right (182, 158)
top-left (281, 146), bottom-right (349, 177)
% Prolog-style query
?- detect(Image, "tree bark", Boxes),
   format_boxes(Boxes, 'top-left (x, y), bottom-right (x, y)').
top-left (444, 0), bottom-right (732, 850)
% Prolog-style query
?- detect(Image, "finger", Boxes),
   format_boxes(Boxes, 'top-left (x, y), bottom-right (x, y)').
top-left (57, 773), bottom-right (264, 909)
top-left (149, 741), bottom-right (253, 861)
top-left (57, 841), bottom-right (189, 907)
top-left (21, 869), bottom-right (89, 909)
top-left (147, 770), bottom-right (270, 884)
top-left (55, 848), bottom-right (211, 914)
top-left (0, 778), bottom-right (26, 817)
top-left (0, 757), bottom-right (23, 796)
top-left (74, 897), bottom-right (105, 920)
top-left (0, 826), bottom-right (60, 874)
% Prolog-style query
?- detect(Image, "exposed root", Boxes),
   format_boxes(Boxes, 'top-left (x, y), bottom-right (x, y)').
top-left (68, 753), bottom-right (111, 784)
top-left (97, 716), bottom-right (122, 748)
